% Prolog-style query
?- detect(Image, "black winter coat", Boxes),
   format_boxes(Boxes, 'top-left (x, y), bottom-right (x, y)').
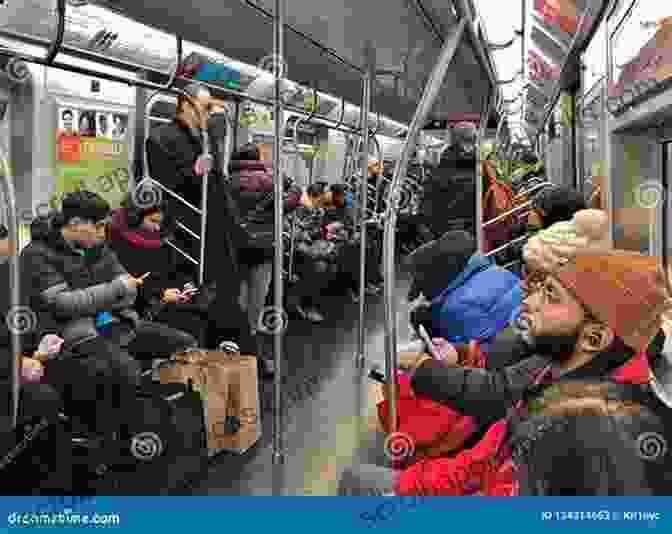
top-left (146, 120), bottom-right (253, 351)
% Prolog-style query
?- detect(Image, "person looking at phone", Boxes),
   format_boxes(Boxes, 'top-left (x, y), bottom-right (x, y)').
top-left (19, 191), bottom-right (192, 442)
top-left (109, 192), bottom-right (203, 346)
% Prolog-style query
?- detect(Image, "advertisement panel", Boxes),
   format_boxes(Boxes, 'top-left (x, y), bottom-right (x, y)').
top-left (608, 5), bottom-right (672, 113)
top-left (53, 106), bottom-right (129, 209)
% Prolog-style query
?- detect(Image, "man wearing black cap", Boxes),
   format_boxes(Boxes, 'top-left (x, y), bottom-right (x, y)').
top-left (20, 191), bottom-right (149, 441)
top-left (146, 82), bottom-right (254, 353)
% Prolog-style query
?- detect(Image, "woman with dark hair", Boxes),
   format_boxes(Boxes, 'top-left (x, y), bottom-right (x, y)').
top-left (108, 194), bottom-right (201, 349)
top-left (229, 143), bottom-right (301, 376)
top-left (526, 185), bottom-right (588, 233)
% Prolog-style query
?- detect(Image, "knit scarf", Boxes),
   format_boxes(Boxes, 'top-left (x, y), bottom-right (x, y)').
top-left (110, 208), bottom-right (162, 249)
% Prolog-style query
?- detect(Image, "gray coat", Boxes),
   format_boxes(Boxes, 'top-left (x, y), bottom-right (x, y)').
top-left (20, 227), bottom-right (139, 350)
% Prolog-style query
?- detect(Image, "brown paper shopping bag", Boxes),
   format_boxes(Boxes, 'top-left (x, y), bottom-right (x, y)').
top-left (209, 352), bottom-right (261, 454)
top-left (159, 350), bottom-right (233, 457)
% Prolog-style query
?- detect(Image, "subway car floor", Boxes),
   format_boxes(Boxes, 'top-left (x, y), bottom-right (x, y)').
top-left (185, 267), bottom-right (413, 496)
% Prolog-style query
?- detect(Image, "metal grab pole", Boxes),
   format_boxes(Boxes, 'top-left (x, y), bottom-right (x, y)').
top-left (357, 46), bottom-right (373, 371)
top-left (198, 130), bottom-right (211, 286)
top-left (476, 92), bottom-right (492, 254)
top-left (382, 18), bottom-right (466, 433)
top-left (272, 0), bottom-right (286, 491)
top-left (0, 144), bottom-right (20, 429)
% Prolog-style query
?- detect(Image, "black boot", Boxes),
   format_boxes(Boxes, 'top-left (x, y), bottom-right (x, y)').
top-left (256, 334), bottom-right (275, 380)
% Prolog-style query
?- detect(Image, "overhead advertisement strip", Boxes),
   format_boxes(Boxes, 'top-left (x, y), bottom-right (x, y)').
top-left (607, 5), bottom-right (672, 116)
top-left (526, 0), bottom-right (612, 138)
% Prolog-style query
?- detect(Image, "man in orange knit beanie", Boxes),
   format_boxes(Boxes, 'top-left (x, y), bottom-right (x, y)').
top-left (339, 248), bottom-right (672, 496)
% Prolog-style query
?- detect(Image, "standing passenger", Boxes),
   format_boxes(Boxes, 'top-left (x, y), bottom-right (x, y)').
top-left (145, 82), bottom-right (253, 352)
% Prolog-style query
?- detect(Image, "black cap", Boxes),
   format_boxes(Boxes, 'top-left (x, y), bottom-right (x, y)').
top-left (61, 191), bottom-right (111, 225)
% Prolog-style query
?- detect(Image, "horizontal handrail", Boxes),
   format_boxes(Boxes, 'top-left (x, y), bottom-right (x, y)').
top-left (175, 220), bottom-right (201, 241)
top-left (143, 178), bottom-right (203, 215)
top-left (513, 180), bottom-right (552, 201)
top-left (165, 240), bottom-right (199, 265)
top-left (482, 199), bottom-right (533, 228)
top-left (484, 234), bottom-right (529, 257)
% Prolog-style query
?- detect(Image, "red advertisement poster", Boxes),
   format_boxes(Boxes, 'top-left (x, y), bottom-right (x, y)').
top-left (57, 135), bottom-right (81, 163)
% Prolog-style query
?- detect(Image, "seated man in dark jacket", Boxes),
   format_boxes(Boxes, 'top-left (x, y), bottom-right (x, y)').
top-left (21, 192), bottom-right (150, 440)
top-left (0, 223), bottom-right (72, 494)
top-left (341, 248), bottom-right (672, 496)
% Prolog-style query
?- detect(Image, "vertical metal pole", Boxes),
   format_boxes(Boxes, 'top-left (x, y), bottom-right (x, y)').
top-left (604, 9), bottom-right (614, 246)
top-left (357, 44), bottom-right (373, 371)
top-left (0, 145), bottom-right (20, 429)
top-left (352, 43), bottom-right (373, 461)
top-left (233, 100), bottom-right (241, 150)
top-left (575, 64), bottom-right (585, 192)
top-left (383, 18), bottom-right (466, 433)
top-left (198, 130), bottom-right (210, 286)
top-left (476, 92), bottom-right (491, 254)
top-left (272, 0), bottom-right (286, 490)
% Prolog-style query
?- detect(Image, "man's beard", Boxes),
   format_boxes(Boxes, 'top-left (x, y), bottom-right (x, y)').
top-left (512, 315), bottom-right (579, 361)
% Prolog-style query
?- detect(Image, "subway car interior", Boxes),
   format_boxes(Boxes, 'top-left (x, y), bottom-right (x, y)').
top-left (1, 0), bottom-right (672, 499)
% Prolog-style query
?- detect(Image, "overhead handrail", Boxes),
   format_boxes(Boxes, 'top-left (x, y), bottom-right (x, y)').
top-left (0, 143), bottom-right (20, 430)
top-left (482, 199), bottom-right (533, 228)
top-left (1, 28), bottom-right (365, 137)
top-left (382, 18), bottom-right (467, 434)
top-left (292, 85), bottom-right (319, 185)
top-left (45, 0), bottom-right (66, 65)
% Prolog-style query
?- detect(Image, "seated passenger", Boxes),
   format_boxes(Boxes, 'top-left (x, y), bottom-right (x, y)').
top-left (20, 191), bottom-right (189, 441)
top-left (341, 246), bottom-right (671, 496)
top-left (291, 183), bottom-right (338, 322)
top-left (405, 230), bottom-right (522, 354)
top-left (0, 224), bottom-right (72, 495)
top-left (504, 185), bottom-right (587, 268)
top-left (326, 184), bottom-right (384, 298)
top-left (108, 193), bottom-right (202, 348)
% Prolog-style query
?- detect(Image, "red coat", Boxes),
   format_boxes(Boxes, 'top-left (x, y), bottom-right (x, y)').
top-left (393, 351), bottom-right (652, 496)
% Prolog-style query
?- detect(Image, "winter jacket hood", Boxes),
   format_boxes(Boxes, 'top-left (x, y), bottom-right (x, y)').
top-left (431, 253), bottom-right (522, 347)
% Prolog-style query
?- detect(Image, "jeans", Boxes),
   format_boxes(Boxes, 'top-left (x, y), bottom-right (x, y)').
top-left (338, 463), bottom-right (397, 496)
top-left (239, 261), bottom-right (273, 336)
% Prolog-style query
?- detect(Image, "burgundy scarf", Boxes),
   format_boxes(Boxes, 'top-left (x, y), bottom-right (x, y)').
top-left (110, 208), bottom-right (163, 249)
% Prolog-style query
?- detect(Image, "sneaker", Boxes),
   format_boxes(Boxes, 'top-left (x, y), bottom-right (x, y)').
top-left (305, 308), bottom-right (325, 323)
top-left (348, 289), bottom-right (360, 303)
top-left (296, 305), bottom-right (325, 323)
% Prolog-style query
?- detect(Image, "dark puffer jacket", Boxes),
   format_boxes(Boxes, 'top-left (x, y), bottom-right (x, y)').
top-left (20, 221), bottom-right (138, 350)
